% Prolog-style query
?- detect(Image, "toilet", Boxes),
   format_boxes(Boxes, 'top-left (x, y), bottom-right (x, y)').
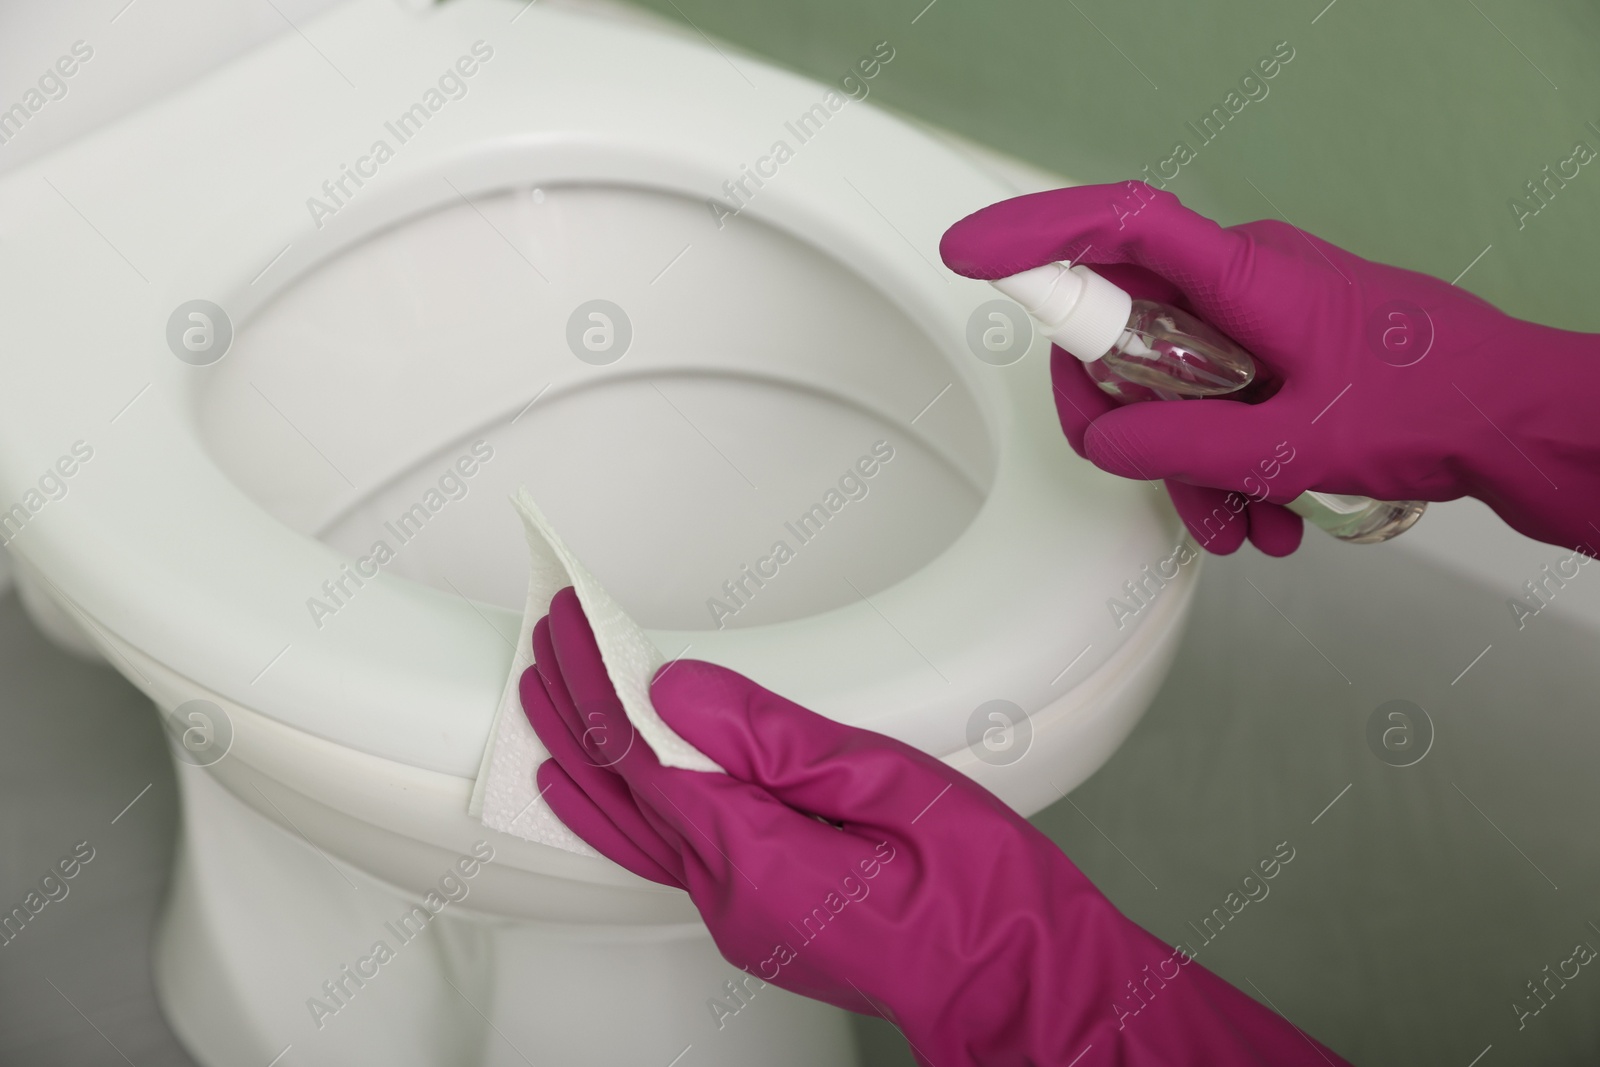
top-left (0, 1), bottom-right (1198, 1063)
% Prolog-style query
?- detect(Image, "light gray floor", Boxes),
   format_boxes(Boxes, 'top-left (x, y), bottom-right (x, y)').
top-left (4, 527), bottom-right (1599, 1066)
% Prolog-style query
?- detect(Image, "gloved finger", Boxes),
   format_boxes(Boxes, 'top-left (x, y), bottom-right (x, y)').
top-left (1082, 394), bottom-right (1308, 498)
top-left (649, 659), bottom-right (960, 830)
top-left (535, 760), bottom-right (686, 889)
top-left (540, 588), bottom-right (654, 777)
top-left (1245, 500), bottom-right (1305, 557)
top-left (1048, 346), bottom-right (1119, 457)
top-left (1092, 261), bottom-right (1188, 307)
top-left (940, 183), bottom-right (1265, 327)
top-left (541, 587), bottom-right (746, 859)
top-left (533, 663), bottom-right (868, 893)
top-left (521, 661), bottom-right (689, 883)
top-left (534, 600), bottom-right (700, 866)
top-left (530, 613), bottom-right (584, 745)
top-left (1165, 481), bottom-right (1248, 556)
top-left (532, 609), bottom-right (623, 763)
top-left (545, 592), bottom-right (933, 867)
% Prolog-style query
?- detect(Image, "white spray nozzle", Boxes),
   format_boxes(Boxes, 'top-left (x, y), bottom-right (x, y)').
top-left (990, 262), bottom-right (1081, 323)
top-left (989, 262), bottom-right (1132, 363)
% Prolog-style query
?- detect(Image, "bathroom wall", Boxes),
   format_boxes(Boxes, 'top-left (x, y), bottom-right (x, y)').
top-left (621, 0), bottom-right (1600, 332)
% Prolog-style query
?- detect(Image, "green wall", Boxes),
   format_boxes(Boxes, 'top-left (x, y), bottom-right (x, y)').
top-left (627, 0), bottom-right (1600, 331)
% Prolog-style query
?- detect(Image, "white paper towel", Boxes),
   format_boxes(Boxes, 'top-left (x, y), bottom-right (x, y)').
top-left (469, 488), bottom-right (722, 852)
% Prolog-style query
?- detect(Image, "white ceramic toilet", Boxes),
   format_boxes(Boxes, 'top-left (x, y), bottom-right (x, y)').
top-left (0, 1), bottom-right (1199, 1063)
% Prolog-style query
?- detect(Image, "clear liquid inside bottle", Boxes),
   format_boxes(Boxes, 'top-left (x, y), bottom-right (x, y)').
top-left (1086, 299), bottom-right (1426, 543)
top-left (1097, 302), bottom-right (1257, 396)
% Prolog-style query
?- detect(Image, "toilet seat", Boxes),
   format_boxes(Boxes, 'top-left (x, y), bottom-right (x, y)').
top-left (0, 0), bottom-right (1189, 786)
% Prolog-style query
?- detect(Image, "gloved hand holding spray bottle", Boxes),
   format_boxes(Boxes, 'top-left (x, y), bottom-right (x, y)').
top-left (989, 260), bottom-right (1427, 543)
top-left (941, 183), bottom-right (1600, 560)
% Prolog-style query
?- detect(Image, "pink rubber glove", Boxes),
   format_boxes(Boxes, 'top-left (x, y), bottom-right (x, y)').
top-left (941, 182), bottom-right (1600, 558)
top-left (522, 587), bottom-right (1353, 1067)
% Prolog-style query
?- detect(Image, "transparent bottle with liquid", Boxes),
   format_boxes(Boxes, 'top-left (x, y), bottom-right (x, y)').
top-left (992, 262), bottom-right (1426, 544)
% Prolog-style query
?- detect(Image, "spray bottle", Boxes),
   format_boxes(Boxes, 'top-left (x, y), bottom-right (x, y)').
top-left (992, 262), bottom-right (1425, 543)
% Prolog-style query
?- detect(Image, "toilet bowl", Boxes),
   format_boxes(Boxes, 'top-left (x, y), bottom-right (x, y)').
top-left (0, 0), bottom-right (1198, 1063)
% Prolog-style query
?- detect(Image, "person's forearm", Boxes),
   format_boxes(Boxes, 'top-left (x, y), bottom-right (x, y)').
top-left (889, 862), bottom-right (1347, 1067)
top-left (1461, 318), bottom-right (1600, 555)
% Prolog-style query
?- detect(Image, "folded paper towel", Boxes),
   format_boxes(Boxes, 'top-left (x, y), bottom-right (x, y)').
top-left (469, 488), bottom-right (723, 853)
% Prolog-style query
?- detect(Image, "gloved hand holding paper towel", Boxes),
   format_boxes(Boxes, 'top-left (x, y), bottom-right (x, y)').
top-left (469, 488), bottom-right (721, 854)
